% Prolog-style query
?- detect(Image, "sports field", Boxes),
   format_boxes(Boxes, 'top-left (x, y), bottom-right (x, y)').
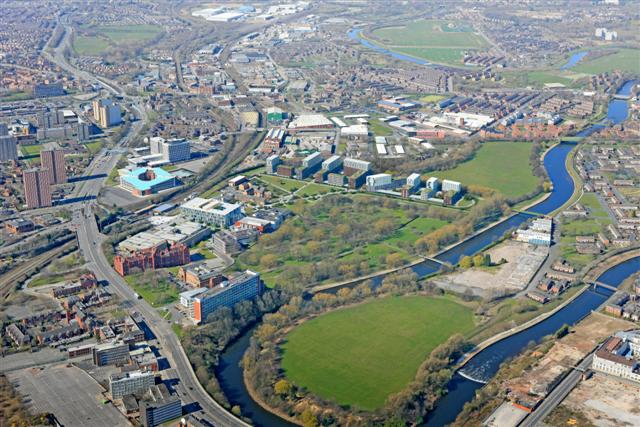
top-left (281, 296), bottom-right (475, 410)
top-left (369, 20), bottom-right (490, 66)
top-left (434, 141), bottom-right (539, 199)
top-left (571, 49), bottom-right (640, 75)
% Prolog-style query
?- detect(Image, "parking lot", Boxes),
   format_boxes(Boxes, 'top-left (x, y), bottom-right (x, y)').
top-left (7, 364), bottom-right (129, 427)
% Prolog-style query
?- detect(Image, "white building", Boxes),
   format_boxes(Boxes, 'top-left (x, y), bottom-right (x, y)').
top-left (341, 124), bottom-right (368, 136)
top-left (181, 197), bottom-right (244, 227)
top-left (322, 155), bottom-right (342, 172)
top-left (302, 151), bottom-right (323, 168)
top-left (442, 179), bottom-right (462, 193)
top-left (343, 157), bottom-right (372, 172)
top-left (366, 173), bottom-right (393, 192)
top-left (407, 173), bottom-right (421, 189)
top-left (592, 331), bottom-right (640, 383)
top-left (426, 177), bottom-right (440, 191)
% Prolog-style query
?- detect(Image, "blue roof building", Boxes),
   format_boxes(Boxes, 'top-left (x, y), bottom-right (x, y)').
top-left (120, 167), bottom-right (177, 196)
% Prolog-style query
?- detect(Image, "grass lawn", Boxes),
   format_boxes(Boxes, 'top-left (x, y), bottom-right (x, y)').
top-left (83, 140), bottom-right (104, 156)
top-left (281, 296), bottom-right (475, 410)
top-left (434, 141), bottom-right (539, 199)
top-left (369, 20), bottom-right (489, 66)
top-left (124, 273), bottom-right (179, 307)
top-left (20, 144), bottom-right (44, 158)
top-left (73, 35), bottom-right (111, 55)
top-left (368, 119), bottom-right (394, 137)
top-left (420, 94), bottom-right (446, 103)
top-left (296, 182), bottom-right (337, 197)
top-left (386, 217), bottom-right (450, 246)
top-left (572, 48), bottom-right (640, 75)
top-left (257, 174), bottom-right (303, 193)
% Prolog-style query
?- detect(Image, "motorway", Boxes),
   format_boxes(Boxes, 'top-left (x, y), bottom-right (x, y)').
top-left (40, 20), bottom-right (248, 427)
top-left (518, 353), bottom-right (594, 427)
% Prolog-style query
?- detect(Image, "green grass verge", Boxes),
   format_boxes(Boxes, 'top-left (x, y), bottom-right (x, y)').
top-left (124, 273), bottom-right (179, 307)
top-left (281, 296), bottom-right (475, 410)
top-left (434, 141), bottom-right (539, 199)
top-left (572, 48), bottom-right (640, 75)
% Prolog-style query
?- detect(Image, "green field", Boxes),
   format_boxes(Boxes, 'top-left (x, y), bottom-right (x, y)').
top-left (281, 296), bottom-right (475, 410)
top-left (368, 119), bottom-right (393, 136)
top-left (435, 141), bottom-right (539, 199)
top-left (124, 272), bottom-right (179, 306)
top-left (73, 24), bottom-right (163, 55)
top-left (369, 20), bottom-right (490, 66)
top-left (571, 49), bottom-right (640, 75)
top-left (257, 175), bottom-right (303, 193)
top-left (296, 182), bottom-right (337, 197)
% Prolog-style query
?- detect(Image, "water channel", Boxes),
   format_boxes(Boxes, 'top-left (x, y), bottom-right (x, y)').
top-left (214, 41), bottom-right (637, 425)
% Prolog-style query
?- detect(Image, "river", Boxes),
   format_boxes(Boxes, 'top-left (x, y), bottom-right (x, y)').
top-left (214, 65), bottom-right (636, 426)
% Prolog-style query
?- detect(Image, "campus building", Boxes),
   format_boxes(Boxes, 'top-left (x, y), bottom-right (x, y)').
top-left (40, 149), bottom-right (67, 184)
top-left (592, 331), bottom-right (640, 383)
top-left (109, 370), bottom-right (155, 399)
top-left (192, 271), bottom-right (261, 324)
top-left (23, 168), bottom-right (52, 209)
top-left (180, 197), bottom-right (244, 227)
top-left (178, 263), bottom-right (224, 288)
top-left (113, 242), bottom-right (190, 276)
top-left (265, 154), bottom-right (281, 174)
top-left (261, 128), bottom-right (285, 153)
top-left (366, 173), bottom-right (393, 192)
top-left (120, 167), bottom-right (178, 196)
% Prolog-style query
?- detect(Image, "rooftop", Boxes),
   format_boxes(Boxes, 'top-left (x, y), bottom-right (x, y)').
top-left (120, 167), bottom-right (174, 192)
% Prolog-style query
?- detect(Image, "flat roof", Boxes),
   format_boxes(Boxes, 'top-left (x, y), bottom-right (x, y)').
top-left (121, 167), bottom-right (174, 192)
top-left (181, 197), bottom-right (241, 215)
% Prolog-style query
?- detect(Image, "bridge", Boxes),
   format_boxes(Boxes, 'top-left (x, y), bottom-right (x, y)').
top-left (591, 281), bottom-right (618, 293)
top-left (613, 93), bottom-right (631, 100)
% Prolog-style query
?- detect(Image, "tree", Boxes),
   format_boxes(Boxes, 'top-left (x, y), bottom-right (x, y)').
top-left (274, 379), bottom-right (292, 397)
top-left (483, 253), bottom-right (492, 266)
top-left (260, 254), bottom-right (279, 269)
top-left (472, 254), bottom-right (485, 268)
top-left (386, 253), bottom-right (404, 268)
top-left (459, 256), bottom-right (473, 269)
top-left (300, 408), bottom-right (318, 427)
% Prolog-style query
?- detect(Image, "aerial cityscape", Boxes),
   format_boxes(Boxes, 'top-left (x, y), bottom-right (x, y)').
top-left (0, 1), bottom-right (639, 426)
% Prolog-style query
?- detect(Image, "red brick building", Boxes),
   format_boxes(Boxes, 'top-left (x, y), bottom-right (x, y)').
top-left (113, 243), bottom-right (190, 276)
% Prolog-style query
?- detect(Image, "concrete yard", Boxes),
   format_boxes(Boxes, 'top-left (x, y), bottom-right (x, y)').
top-left (432, 241), bottom-right (548, 298)
top-left (7, 364), bottom-right (130, 427)
top-left (561, 374), bottom-right (640, 427)
top-left (483, 401), bottom-right (529, 427)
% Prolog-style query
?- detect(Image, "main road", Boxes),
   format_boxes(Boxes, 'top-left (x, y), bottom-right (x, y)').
top-left (42, 18), bottom-right (248, 427)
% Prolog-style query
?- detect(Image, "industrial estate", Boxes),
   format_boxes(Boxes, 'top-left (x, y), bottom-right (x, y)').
top-left (0, 1), bottom-right (638, 427)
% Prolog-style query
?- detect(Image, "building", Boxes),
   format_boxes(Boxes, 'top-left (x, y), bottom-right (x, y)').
top-left (5, 218), bottom-right (35, 234)
top-left (33, 83), bottom-right (65, 98)
top-left (192, 271), bottom-right (261, 324)
top-left (406, 173), bottom-right (421, 191)
top-left (118, 220), bottom-right (210, 252)
top-left (40, 149), bottom-right (67, 184)
top-left (265, 154), bottom-right (281, 174)
top-left (262, 128), bottom-right (285, 153)
top-left (23, 168), bottom-right (52, 209)
top-left (149, 137), bottom-right (191, 163)
top-left (120, 167), bottom-right (177, 196)
top-left (592, 332), bottom-right (640, 383)
top-left (181, 197), bottom-right (244, 227)
top-left (442, 179), bottom-right (462, 193)
top-left (109, 370), bottom-right (155, 399)
top-left (140, 384), bottom-right (182, 427)
top-left (322, 155), bottom-right (342, 172)
top-left (0, 134), bottom-right (18, 161)
top-left (93, 99), bottom-right (122, 128)
top-left (327, 172), bottom-right (346, 187)
top-left (179, 287), bottom-right (208, 319)
top-left (211, 228), bottom-right (258, 254)
top-left (178, 263), bottom-right (224, 288)
top-left (52, 273), bottom-right (98, 298)
top-left (93, 341), bottom-right (130, 366)
top-left (287, 114), bottom-right (334, 131)
top-left (366, 173), bottom-right (393, 192)
top-left (113, 242), bottom-right (190, 276)
top-left (515, 229), bottom-right (552, 246)
top-left (343, 157), bottom-right (372, 175)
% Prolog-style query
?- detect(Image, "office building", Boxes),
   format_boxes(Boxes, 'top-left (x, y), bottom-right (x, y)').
top-left (140, 384), bottom-right (182, 427)
top-left (302, 151), bottom-right (323, 168)
top-left (23, 168), bottom-right (52, 209)
top-left (192, 271), bottom-right (261, 324)
top-left (40, 149), bottom-right (67, 184)
top-left (93, 341), bottom-right (130, 366)
top-left (179, 288), bottom-right (208, 319)
top-left (150, 137), bottom-right (191, 163)
top-left (211, 228), bottom-right (258, 254)
top-left (33, 83), bottom-right (65, 98)
top-left (93, 99), bottom-right (122, 128)
top-left (514, 229), bottom-right (552, 246)
top-left (181, 197), bottom-right (244, 227)
top-left (120, 167), bottom-right (177, 196)
top-left (0, 134), bottom-right (18, 161)
top-left (366, 173), bottom-right (393, 192)
top-left (327, 173), bottom-right (346, 187)
top-left (113, 242), bottom-right (190, 276)
top-left (442, 179), bottom-right (462, 193)
top-left (109, 370), bottom-right (155, 399)
top-left (261, 128), bottom-right (285, 153)
top-left (266, 154), bottom-right (281, 174)
top-left (592, 331), bottom-right (640, 383)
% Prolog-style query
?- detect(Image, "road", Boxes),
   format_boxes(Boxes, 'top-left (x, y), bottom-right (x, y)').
top-left (518, 353), bottom-right (593, 427)
top-left (41, 20), bottom-right (249, 427)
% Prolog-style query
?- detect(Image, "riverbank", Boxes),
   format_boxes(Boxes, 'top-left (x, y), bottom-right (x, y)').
top-left (243, 369), bottom-right (302, 426)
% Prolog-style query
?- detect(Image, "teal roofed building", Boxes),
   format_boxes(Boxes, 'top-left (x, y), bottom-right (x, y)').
top-left (120, 167), bottom-right (177, 196)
